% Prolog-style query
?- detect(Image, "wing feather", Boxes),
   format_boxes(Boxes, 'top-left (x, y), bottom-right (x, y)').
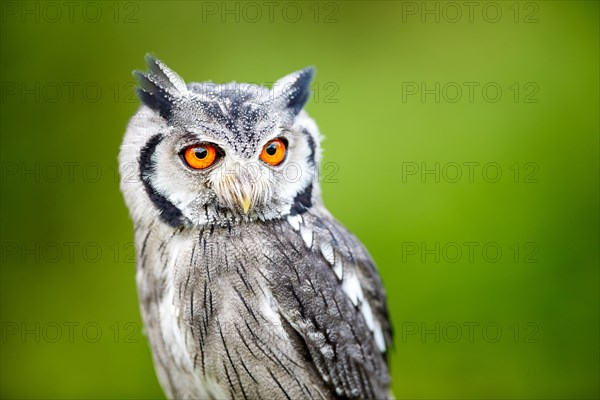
top-left (266, 212), bottom-right (392, 399)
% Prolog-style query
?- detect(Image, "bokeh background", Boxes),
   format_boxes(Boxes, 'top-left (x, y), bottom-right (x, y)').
top-left (1, 1), bottom-right (598, 399)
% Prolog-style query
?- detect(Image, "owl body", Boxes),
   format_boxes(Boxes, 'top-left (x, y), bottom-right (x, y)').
top-left (120, 56), bottom-right (392, 399)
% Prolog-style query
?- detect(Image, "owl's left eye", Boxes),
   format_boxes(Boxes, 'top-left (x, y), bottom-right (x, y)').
top-left (183, 144), bottom-right (218, 170)
top-left (260, 138), bottom-right (287, 166)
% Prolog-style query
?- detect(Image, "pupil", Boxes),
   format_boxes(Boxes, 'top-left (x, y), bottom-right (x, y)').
top-left (194, 147), bottom-right (208, 159)
top-left (266, 144), bottom-right (277, 156)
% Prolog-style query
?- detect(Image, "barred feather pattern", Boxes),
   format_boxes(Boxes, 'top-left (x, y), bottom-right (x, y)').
top-left (135, 206), bottom-right (392, 400)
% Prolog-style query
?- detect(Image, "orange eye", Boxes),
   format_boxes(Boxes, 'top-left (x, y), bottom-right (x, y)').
top-left (184, 144), bottom-right (217, 169)
top-left (260, 138), bottom-right (286, 166)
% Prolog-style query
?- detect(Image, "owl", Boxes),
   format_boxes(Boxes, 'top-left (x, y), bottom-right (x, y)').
top-left (119, 55), bottom-right (393, 400)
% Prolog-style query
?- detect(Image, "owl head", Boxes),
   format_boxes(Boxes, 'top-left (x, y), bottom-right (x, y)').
top-left (119, 55), bottom-right (323, 229)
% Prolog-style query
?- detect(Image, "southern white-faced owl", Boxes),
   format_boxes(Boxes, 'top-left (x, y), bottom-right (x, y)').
top-left (119, 55), bottom-right (392, 399)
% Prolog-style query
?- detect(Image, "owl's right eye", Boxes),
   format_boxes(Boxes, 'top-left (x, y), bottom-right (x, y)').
top-left (183, 144), bottom-right (218, 170)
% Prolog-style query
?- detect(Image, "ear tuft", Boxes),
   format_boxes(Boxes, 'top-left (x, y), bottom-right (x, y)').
top-left (271, 67), bottom-right (315, 115)
top-left (133, 54), bottom-right (187, 119)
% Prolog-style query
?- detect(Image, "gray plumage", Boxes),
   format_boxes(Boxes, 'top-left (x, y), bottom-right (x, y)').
top-left (119, 55), bottom-right (392, 400)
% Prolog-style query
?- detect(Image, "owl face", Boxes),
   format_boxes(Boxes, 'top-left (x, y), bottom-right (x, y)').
top-left (120, 56), bottom-right (322, 228)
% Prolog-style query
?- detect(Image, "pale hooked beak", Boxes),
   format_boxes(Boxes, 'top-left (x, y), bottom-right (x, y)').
top-left (215, 173), bottom-right (255, 215)
top-left (241, 195), bottom-right (251, 214)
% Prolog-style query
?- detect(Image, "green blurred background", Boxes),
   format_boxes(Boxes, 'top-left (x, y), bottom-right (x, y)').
top-left (1, 1), bottom-right (598, 399)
